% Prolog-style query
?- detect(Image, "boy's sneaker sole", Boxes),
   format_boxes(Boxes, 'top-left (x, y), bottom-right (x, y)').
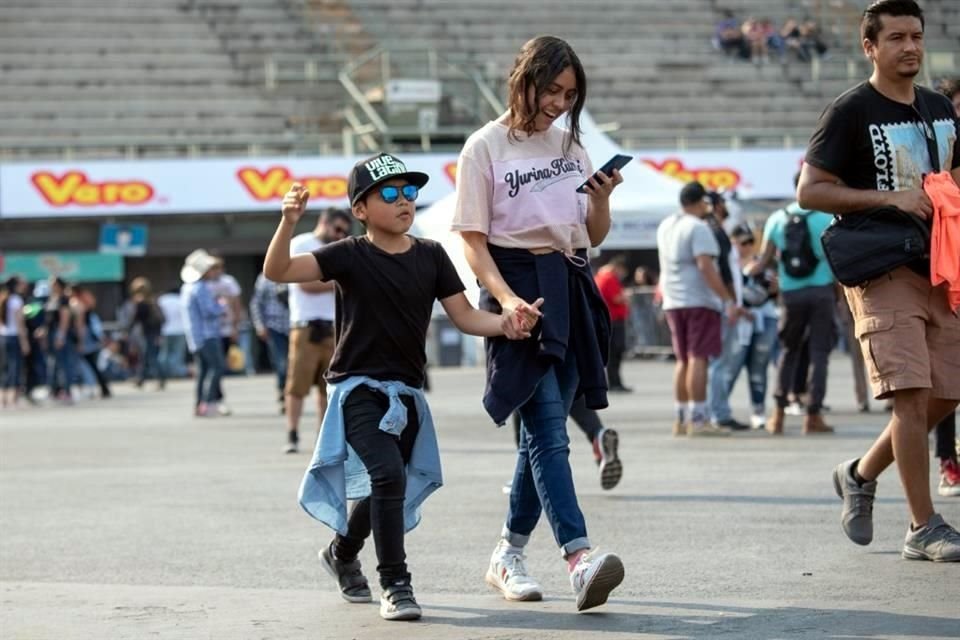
top-left (576, 555), bottom-right (625, 612)
top-left (598, 428), bottom-right (622, 490)
top-left (379, 601), bottom-right (422, 621)
top-left (484, 569), bottom-right (543, 601)
top-left (319, 549), bottom-right (372, 603)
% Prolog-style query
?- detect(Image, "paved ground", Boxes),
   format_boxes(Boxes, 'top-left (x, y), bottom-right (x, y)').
top-left (1, 358), bottom-right (958, 639)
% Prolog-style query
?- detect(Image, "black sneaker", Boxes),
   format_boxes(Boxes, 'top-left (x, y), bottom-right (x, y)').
top-left (597, 428), bottom-right (623, 491)
top-left (319, 543), bottom-right (372, 603)
top-left (380, 579), bottom-right (422, 621)
top-left (714, 418), bottom-right (750, 431)
top-left (284, 431), bottom-right (299, 454)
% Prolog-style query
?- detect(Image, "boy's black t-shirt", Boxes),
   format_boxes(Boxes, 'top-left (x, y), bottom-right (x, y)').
top-left (805, 81), bottom-right (960, 192)
top-left (312, 235), bottom-right (466, 388)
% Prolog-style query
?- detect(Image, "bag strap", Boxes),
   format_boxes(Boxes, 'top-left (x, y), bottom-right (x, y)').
top-left (912, 87), bottom-right (941, 173)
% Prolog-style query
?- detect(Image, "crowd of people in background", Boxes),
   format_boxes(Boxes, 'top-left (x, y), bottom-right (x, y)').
top-left (0, 252), bottom-right (247, 415)
top-left (714, 10), bottom-right (829, 64)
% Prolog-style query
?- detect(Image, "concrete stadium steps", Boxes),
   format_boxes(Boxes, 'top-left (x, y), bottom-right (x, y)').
top-left (338, 0), bottom-right (957, 148)
top-left (0, 0), bottom-right (337, 155)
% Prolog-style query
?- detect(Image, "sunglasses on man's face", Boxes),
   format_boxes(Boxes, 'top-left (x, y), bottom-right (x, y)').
top-left (378, 184), bottom-right (419, 204)
top-left (739, 238), bottom-right (755, 247)
top-left (330, 224), bottom-right (351, 236)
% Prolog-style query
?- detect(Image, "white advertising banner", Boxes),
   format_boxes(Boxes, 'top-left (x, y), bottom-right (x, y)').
top-left (0, 149), bottom-right (805, 219)
top-left (634, 149), bottom-right (807, 200)
top-left (0, 155), bottom-right (460, 219)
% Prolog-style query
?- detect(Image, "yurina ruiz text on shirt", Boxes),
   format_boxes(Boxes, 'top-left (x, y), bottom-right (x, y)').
top-left (452, 122), bottom-right (593, 252)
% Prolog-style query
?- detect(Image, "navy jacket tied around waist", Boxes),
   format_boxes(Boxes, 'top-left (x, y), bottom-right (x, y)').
top-left (480, 245), bottom-right (611, 425)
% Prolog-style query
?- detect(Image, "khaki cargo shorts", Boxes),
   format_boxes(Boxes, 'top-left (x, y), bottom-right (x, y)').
top-left (285, 325), bottom-right (335, 398)
top-left (845, 266), bottom-right (960, 401)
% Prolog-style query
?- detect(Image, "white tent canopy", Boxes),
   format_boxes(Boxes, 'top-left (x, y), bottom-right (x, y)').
top-left (575, 110), bottom-right (681, 248)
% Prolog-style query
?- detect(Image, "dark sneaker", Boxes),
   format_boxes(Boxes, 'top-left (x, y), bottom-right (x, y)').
top-left (832, 458), bottom-right (876, 545)
top-left (902, 513), bottom-right (960, 562)
top-left (380, 580), bottom-right (422, 621)
top-left (319, 543), bottom-right (372, 603)
top-left (597, 428), bottom-right (623, 490)
top-left (284, 431), bottom-right (299, 454)
top-left (714, 418), bottom-right (750, 431)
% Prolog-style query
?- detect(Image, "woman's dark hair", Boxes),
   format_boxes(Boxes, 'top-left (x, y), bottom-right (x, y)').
top-left (861, 0), bottom-right (924, 43)
top-left (936, 77), bottom-right (960, 100)
top-left (2, 276), bottom-right (22, 320)
top-left (505, 36), bottom-right (586, 155)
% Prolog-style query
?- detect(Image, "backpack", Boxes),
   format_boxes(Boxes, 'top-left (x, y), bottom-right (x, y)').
top-left (781, 210), bottom-right (819, 278)
top-left (143, 300), bottom-right (165, 333)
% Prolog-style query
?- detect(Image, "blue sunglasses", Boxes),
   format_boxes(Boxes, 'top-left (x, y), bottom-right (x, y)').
top-left (378, 184), bottom-right (419, 204)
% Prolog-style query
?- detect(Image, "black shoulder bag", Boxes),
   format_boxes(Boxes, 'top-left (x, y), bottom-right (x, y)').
top-left (820, 88), bottom-right (938, 287)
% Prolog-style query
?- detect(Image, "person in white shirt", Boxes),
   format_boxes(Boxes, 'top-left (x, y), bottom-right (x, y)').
top-left (1, 276), bottom-right (31, 408)
top-left (207, 255), bottom-right (243, 415)
top-left (283, 207), bottom-right (353, 453)
top-left (157, 287), bottom-right (188, 379)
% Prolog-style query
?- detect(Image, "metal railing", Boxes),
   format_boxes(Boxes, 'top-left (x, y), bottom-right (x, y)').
top-left (335, 45), bottom-right (505, 153)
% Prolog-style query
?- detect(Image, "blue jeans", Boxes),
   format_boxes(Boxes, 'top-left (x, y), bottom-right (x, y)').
top-left (138, 333), bottom-right (165, 384)
top-left (159, 334), bottom-right (188, 378)
top-left (727, 316), bottom-right (778, 410)
top-left (505, 351), bottom-right (590, 556)
top-left (3, 336), bottom-right (23, 390)
top-left (48, 338), bottom-right (77, 394)
top-left (264, 328), bottom-right (289, 393)
top-left (195, 338), bottom-right (224, 406)
top-left (707, 320), bottom-right (741, 422)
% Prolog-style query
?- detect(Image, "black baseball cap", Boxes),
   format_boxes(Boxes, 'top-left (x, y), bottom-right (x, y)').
top-left (679, 181), bottom-right (708, 207)
top-left (348, 152), bottom-right (430, 205)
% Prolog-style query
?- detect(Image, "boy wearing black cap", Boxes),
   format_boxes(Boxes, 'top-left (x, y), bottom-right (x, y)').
top-left (264, 152), bottom-right (541, 621)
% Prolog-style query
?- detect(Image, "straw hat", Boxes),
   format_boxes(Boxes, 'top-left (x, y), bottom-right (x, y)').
top-left (180, 249), bottom-right (218, 284)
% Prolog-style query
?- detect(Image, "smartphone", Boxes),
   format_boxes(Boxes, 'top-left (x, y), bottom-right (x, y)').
top-left (576, 154), bottom-right (632, 193)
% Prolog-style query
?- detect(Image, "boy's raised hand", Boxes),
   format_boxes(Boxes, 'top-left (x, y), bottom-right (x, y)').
top-left (281, 183), bottom-right (310, 224)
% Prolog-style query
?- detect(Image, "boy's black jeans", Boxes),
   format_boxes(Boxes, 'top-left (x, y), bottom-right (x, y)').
top-left (333, 386), bottom-right (419, 589)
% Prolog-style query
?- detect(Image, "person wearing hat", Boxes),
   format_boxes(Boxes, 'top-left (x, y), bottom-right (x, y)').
top-left (179, 249), bottom-right (226, 417)
top-left (263, 152), bottom-right (535, 621)
top-left (657, 181), bottom-right (748, 437)
top-left (726, 223), bottom-right (780, 429)
top-left (702, 190), bottom-right (752, 432)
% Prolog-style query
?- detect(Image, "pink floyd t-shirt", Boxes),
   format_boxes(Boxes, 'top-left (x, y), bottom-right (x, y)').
top-left (452, 121), bottom-right (594, 252)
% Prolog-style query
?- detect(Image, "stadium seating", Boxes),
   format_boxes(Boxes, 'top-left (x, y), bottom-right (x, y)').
top-left (0, 0), bottom-right (956, 159)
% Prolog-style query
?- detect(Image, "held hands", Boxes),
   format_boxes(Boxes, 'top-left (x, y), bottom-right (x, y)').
top-left (281, 182), bottom-right (311, 224)
top-left (725, 301), bottom-right (752, 325)
top-left (500, 296), bottom-right (545, 340)
top-left (888, 189), bottom-right (933, 221)
top-left (583, 169), bottom-right (624, 201)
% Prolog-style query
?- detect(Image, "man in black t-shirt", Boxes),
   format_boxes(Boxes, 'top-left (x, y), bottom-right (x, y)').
top-left (797, 0), bottom-right (960, 562)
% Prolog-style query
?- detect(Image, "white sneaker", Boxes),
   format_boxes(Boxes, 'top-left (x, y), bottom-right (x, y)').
top-left (485, 541), bottom-right (543, 601)
top-left (570, 550), bottom-right (624, 612)
top-left (785, 402), bottom-right (805, 416)
top-left (216, 402), bottom-right (232, 416)
top-left (750, 413), bottom-right (766, 430)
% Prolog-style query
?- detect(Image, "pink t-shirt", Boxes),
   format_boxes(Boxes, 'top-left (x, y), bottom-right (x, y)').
top-left (451, 121), bottom-right (594, 252)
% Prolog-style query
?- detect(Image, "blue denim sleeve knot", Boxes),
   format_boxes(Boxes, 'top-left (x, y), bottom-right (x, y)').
top-left (377, 381), bottom-right (409, 436)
